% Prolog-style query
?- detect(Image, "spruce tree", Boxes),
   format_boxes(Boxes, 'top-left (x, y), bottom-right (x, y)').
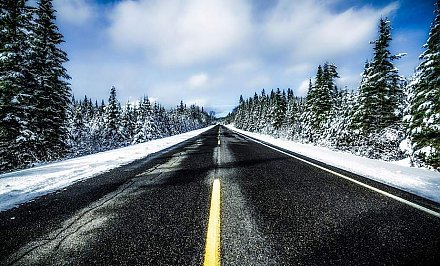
top-left (258, 89), bottom-right (269, 131)
top-left (319, 63), bottom-right (339, 115)
top-left (153, 102), bottom-right (168, 137)
top-left (120, 101), bottom-right (136, 145)
top-left (250, 92), bottom-right (260, 131)
top-left (0, 0), bottom-right (36, 171)
top-left (352, 18), bottom-right (403, 135)
top-left (104, 86), bottom-right (122, 148)
top-left (408, 0), bottom-right (440, 169)
top-left (31, 0), bottom-right (71, 160)
top-left (133, 96), bottom-right (154, 144)
top-left (352, 61), bottom-right (374, 132)
top-left (303, 64), bottom-right (339, 141)
top-left (69, 98), bottom-right (86, 156)
top-left (286, 88), bottom-right (298, 127)
top-left (271, 88), bottom-right (287, 130)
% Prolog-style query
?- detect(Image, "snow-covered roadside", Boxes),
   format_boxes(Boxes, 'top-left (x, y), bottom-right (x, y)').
top-left (0, 126), bottom-right (215, 212)
top-left (226, 125), bottom-right (440, 204)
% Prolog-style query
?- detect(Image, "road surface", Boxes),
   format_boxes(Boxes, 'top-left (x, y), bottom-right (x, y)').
top-left (1, 125), bottom-right (440, 265)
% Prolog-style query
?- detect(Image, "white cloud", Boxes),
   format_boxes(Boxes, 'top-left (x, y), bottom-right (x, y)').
top-left (284, 63), bottom-right (314, 75)
top-left (54, 0), bottom-right (94, 25)
top-left (66, 0), bottom-right (406, 115)
top-left (297, 79), bottom-right (311, 96)
top-left (261, 0), bottom-right (399, 61)
top-left (104, 0), bottom-right (398, 71)
top-left (187, 73), bottom-right (209, 88)
top-left (247, 75), bottom-right (271, 88)
top-left (107, 0), bottom-right (252, 67)
top-left (224, 59), bottom-right (261, 73)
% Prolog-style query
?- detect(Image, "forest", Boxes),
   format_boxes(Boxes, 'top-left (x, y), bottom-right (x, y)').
top-left (230, 14), bottom-right (440, 170)
top-left (0, 0), bottom-right (212, 173)
top-left (68, 87), bottom-right (213, 158)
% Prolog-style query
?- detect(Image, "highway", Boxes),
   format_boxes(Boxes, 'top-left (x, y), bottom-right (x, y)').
top-left (1, 125), bottom-right (440, 265)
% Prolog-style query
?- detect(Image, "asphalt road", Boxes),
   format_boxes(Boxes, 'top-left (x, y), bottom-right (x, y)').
top-left (1, 125), bottom-right (440, 265)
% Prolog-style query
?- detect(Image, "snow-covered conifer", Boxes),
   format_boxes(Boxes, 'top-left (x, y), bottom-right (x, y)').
top-left (271, 88), bottom-right (287, 130)
top-left (103, 86), bottom-right (122, 149)
top-left (30, 0), bottom-right (71, 160)
top-left (0, 0), bottom-right (36, 171)
top-left (352, 18), bottom-right (403, 134)
top-left (408, 1), bottom-right (440, 169)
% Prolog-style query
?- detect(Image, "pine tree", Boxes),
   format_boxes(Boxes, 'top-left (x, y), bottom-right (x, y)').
top-left (120, 101), bottom-right (136, 145)
top-left (286, 88), bottom-right (297, 127)
top-left (68, 97), bottom-right (87, 156)
top-left (258, 89), bottom-right (269, 131)
top-left (103, 86), bottom-right (122, 149)
top-left (352, 18), bottom-right (403, 135)
top-left (133, 96), bottom-right (155, 144)
top-left (250, 92), bottom-right (260, 132)
top-left (0, 0), bottom-right (36, 171)
top-left (30, 0), bottom-right (71, 160)
top-left (303, 64), bottom-right (339, 141)
top-left (234, 95), bottom-right (245, 129)
top-left (319, 63), bottom-right (338, 115)
top-left (153, 102), bottom-right (168, 138)
top-left (408, 0), bottom-right (440, 169)
top-left (325, 88), bottom-right (356, 148)
top-left (271, 88), bottom-right (287, 130)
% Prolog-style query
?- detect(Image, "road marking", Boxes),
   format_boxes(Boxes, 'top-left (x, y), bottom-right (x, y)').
top-left (235, 131), bottom-right (440, 219)
top-left (204, 179), bottom-right (221, 266)
top-left (217, 130), bottom-right (221, 146)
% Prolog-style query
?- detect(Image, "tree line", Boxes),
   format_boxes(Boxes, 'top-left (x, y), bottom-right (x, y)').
top-left (0, 0), bottom-right (213, 173)
top-left (68, 87), bottom-right (214, 157)
top-left (230, 6), bottom-right (440, 170)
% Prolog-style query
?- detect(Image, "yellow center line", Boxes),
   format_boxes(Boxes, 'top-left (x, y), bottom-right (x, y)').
top-left (203, 179), bottom-right (221, 266)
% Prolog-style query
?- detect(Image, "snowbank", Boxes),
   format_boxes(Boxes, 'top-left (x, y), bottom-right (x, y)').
top-left (0, 126), bottom-right (215, 212)
top-left (227, 125), bottom-right (440, 204)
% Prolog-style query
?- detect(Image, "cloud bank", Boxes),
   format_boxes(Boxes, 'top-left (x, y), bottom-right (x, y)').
top-left (54, 0), bottom-right (95, 25)
top-left (62, 0), bottom-right (406, 116)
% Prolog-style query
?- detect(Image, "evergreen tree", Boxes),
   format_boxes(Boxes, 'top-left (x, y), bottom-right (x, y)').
top-left (120, 101), bottom-right (136, 145)
top-left (153, 102), bottom-right (168, 138)
top-left (68, 97), bottom-right (87, 156)
top-left (271, 88), bottom-right (287, 130)
top-left (258, 89), bottom-right (269, 131)
top-left (352, 18), bottom-right (403, 134)
top-left (103, 86), bottom-right (122, 148)
top-left (133, 96), bottom-right (155, 144)
top-left (0, 0), bottom-right (36, 171)
top-left (319, 63), bottom-right (339, 114)
top-left (323, 63), bottom-right (340, 106)
top-left (408, 0), bottom-right (440, 169)
top-left (250, 92), bottom-right (260, 131)
top-left (286, 88), bottom-right (297, 127)
top-left (324, 88), bottom-right (356, 149)
top-left (30, 0), bottom-right (71, 160)
top-left (303, 64), bottom-right (339, 141)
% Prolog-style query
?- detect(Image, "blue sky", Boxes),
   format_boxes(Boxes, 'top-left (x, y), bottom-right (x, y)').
top-left (52, 0), bottom-right (436, 116)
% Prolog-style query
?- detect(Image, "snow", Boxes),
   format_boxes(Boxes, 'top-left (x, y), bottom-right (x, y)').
top-left (0, 126), bottom-right (215, 212)
top-left (227, 125), bottom-right (440, 204)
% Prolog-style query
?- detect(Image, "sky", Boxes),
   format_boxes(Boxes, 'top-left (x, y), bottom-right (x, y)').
top-left (50, 0), bottom-right (437, 116)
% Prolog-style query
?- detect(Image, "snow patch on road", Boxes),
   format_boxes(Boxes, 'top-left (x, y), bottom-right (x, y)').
top-left (227, 125), bottom-right (440, 204)
top-left (0, 126), bottom-right (214, 212)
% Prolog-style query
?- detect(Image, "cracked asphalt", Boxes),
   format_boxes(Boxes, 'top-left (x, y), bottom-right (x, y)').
top-left (1, 125), bottom-right (440, 265)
